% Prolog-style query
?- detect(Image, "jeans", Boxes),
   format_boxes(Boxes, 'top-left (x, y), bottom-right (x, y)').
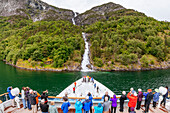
top-left (27, 100), bottom-right (31, 109)
top-left (22, 99), bottom-right (26, 108)
top-left (84, 110), bottom-right (89, 113)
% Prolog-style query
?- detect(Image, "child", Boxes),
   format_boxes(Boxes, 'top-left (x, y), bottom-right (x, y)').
top-left (61, 97), bottom-right (71, 113)
top-left (75, 99), bottom-right (83, 113)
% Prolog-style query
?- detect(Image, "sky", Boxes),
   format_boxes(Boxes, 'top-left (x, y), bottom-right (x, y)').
top-left (41, 0), bottom-right (170, 21)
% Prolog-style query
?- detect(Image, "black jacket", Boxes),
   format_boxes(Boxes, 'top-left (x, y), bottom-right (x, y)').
top-left (29, 93), bottom-right (37, 105)
top-left (120, 95), bottom-right (127, 104)
top-left (146, 92), bottom-right (153, 105)
top-left (41, 93), bottom-right (48, 101)
top-left (40, 103), bottom-right (49, 112)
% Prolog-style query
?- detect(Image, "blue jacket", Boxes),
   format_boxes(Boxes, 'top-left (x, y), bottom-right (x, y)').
top-left (83, 99), bottom-right (92, 111)
top-left (7, 87), bottom-right (15, 99)
top-left (153, 92), bottom-right (159, 102)
top-left (89, 95), bottom-right (93, 107)
top-left (75, 101), bottom-right (83, 113)
top-left (143, 92), bottom-right (149, 100)
top-left (94, 106), bottom-right (103, 113)
top-left (61, 101), bottom-right (71, 113)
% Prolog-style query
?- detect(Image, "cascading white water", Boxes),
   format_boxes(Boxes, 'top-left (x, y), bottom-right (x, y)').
top-left (72, 12), bottom-right (77, 25)
top-left (81, 33), bottom-right (94, 72)
top-left (72, 12), bottom-right (94, 72)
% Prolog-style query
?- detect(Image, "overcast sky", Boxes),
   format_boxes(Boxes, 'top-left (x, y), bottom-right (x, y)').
top-left (41, 0), bottom-right (170, 21)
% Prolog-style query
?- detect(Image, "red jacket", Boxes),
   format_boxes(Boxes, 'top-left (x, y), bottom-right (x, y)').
top-left (127, 92), bottom-right (137, 107)
top-left (73, 87), bottom-right (75, 91)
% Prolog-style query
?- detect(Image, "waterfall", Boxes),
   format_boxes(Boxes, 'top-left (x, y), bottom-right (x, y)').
top-left (72, 12), bottom-right (94, 72)
top-left (81, 33), bottom-right (94, 72)
top-left (72, 12), bottom-right (77, 25)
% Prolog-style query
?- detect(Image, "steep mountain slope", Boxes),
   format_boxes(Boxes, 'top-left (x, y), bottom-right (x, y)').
top-left (75, 2), bottom-right (145, 25)
top-left (0, 0), bottom-right (74, 22)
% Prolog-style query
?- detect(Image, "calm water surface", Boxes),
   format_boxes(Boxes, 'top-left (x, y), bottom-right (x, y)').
top-left (0, 61), bottom-right (169, 95)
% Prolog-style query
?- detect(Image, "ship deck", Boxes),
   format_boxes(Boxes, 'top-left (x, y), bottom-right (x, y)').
top-left (57, 78), bottom-right (114, 97)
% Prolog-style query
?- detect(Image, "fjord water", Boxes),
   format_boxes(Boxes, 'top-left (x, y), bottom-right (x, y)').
top-left (0, 61), bottom-right (169, 96)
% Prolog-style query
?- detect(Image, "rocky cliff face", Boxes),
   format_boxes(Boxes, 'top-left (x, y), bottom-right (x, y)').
top-left (74, 2), bottom-right (125, 25)
top-left (0, 0), bottom-right (74, 22)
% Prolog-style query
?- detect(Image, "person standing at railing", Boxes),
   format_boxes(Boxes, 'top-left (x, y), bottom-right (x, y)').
top-left (7, 86), bottom-right (15, 107)
top-left (49, 101), bottom-right (58, 113)
top-left (127, 91), bottom-right (137, 112)
top-left (153, 89), bottom-right (159, 109)
top-left (110, 94), bottom-right (117, 113)
top-left (83, 96), bottom-right (92, 113)
top-left (75, 99), bottom-right (83, 113)
top-left (40, 99), bottom-right (49, 113)
top-left (26, 87), bottom-right (32, 110)
top-left (21, 87), bottom-right (27, 109)
top-left (41, 90), bottom-right (48, 104)
top-left (61, 97), bottom-right (71, 113)
top-left (136, 89), bottom-right (143, 110)
top-left (94, 103), bottom-right (103, 113)
top-left (102, 92), bottom-right (110, 101)
top-left (30, 90), bottom-right (38, 113)
top-left (102, 96), bottom-right (110, 113)
top-left (143, 91), bottom-right (149, 107)
top-left (119, 91), bottom-right (127, 112)
top-left (161, 86), bottom-right (169, 107)
top-left (144, 89), bottom-right (153, 113)
top-left (87, 92), bottom-right (93, 113)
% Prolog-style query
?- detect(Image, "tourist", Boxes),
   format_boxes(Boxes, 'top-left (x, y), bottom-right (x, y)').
top-left (63, 92), bottom-right (68, 100)
top-left (87, 76), bottom-right (89, 82)
top-left (30, 90), bottom-right (38, 113)
top-left (75, 99), bottom-right (83, 113)
top-left (21, 87), bottom-right (27, 109)
top-left (41, 90), bottom-right (48, 104)
top-left (136, 89), bottom-right (143, 110)
top-left (84, 76), bottom-right (86, 82)
top-left (130, 88), bottom-right (136, 95)
top-left (102, 96), bottom-right (110, 113)
top-left (74, 82), bottom-right (77, 87)
top-left (0, 100), bottom-right (4, 113)
top-left (89, 77), bottom-right (91, 82)
top-left (49, 101), bottom-right (58, 113)
top-left (40, 99), bottom-right (49, 113)
top-left (88, 92), bottom-right (93, 113)
top-left (153, 89), bottom-right (159, 108)
top-left (94, 103), bottom-right (103, 113)
top-left (161, 86), bottom-right (169, 107)
top-left (97, 86), bottom-right (99, 93)
top-left (110, 94), bottom-right (117, 113)
top-left (94, 83), bottom-right (96, 89)
top-left (144, 89), bottom-right (153, 113)
top-left (102, 91), bottom-right (110, 101)
top-left (91, 77), bottom-right (94, 83)
top-left (130, 107), bottom-right (136, 113)
top-left (36, 91), bottom-right (41, 110)
top-left (119, 91), bottom-right (127, 112)
top-left (127, 91), bottom-right (137, 112)
top-left (61, 97), bottom-right (71, 113)
top-left (143, 90), bottom-right (149, 107)
top-left (73, 87), bottom-right (76, 93)
top-left (158, 93), bottom-right (163, 108)
top-left (7, 86), bottom-right (15, 107)
top-left (15, 94), bottom-right (20, 108)
top-left (26, 87), bottom-right (31, 110)
top-left (83, 96), bottom-right (92, 113)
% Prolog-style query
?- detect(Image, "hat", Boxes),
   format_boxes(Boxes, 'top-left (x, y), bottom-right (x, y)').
top-left (155, 89), bottom-right (159, 93)
top-left (98, 103), bottom-right (102, 107)
top-left (134, 92), bottom-right (137, 96)
top-left (148, 89), bottom-right (152, 92)
top-left (138, 89), bottom-right (142, 92)
top-left (122, 91), bottom-right (126, 95)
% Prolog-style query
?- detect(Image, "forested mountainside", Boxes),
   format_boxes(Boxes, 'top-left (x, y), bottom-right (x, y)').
top-left (84, 16), bottom-right (170, 70)
top-left (0, 1), bottom-right (169, 71)
top-left (0, 16), bottom-right (84, 70)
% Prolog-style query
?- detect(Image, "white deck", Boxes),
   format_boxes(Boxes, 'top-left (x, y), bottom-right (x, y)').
top-left (57, 78), bottom-right (114, 97)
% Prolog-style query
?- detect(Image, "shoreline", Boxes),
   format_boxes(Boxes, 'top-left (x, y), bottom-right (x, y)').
top-left (2, 60), bottom-right (170, 72)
